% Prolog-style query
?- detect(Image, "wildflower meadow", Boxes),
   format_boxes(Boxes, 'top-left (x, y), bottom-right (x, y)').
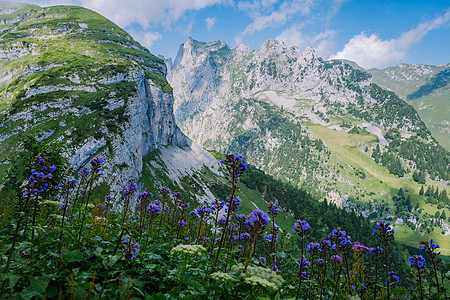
top-left (0, 148), bottom-right (447, 299)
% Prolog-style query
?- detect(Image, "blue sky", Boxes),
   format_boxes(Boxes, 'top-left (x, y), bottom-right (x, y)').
top-left (9, 0), bottom-right (450, 69)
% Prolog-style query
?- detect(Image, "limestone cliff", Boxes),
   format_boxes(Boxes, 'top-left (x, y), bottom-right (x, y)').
top-left (0, 3), bottom-right (186, 191)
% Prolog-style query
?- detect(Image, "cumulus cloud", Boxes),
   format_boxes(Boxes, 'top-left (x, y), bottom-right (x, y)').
top-left (18, 0), bottom-right (230, 29)
top-left (237, 0), bottom-right (314, 38)
top-left (128, 30), bottom-right (162, 49)
top-left (276, 24), bottom-right (337, 58)
top-left (13, 0), bottom-right (230, 51)
top-left (205, 17), bottom-right (216, 31)
top-left (79, 0), bottom-right (230, 29)
top-left (330, 10), bottom-right (450, 69)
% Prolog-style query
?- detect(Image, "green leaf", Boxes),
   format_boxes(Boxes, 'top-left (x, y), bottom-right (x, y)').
top-left (392, 288), bottom-right (407, 294)
top-left (64, 250), bottom-right (84, 263)
top-left (8, 275), bottom-right (21, 289)
top-left (30, 276), bottom-right (49, 294)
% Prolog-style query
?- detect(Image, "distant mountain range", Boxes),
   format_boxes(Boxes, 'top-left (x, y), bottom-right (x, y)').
top-left (168, 38), bottom-right (449, 252)
top-left (0, 1), bottom-right (448, 253)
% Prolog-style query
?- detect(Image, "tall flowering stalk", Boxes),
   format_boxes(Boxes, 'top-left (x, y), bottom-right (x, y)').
top-left (211, 198), bottom-right (224, 242)
top-left (121, 180), bottom-right (137, 229)
top-left (294, 219), bottom-right (310, 298)
top-left (266, 202), bottom-right (279, 256)
top-left (58, 179), bottom-right (77, 254)
top-left (243, 209), bottom-right (269, 272)
top-left (369, 246), bottom-right (383, 297)
top-left (28, 157), bottom-right (56, 246)
top-left (173, 192), bottom-right (189, 240)
top-left (137, 190), bottom-right (152, 237)
top-left (77, 157), bottom-right (104, 240)
top-left (190, 205), bottom-right (211, 242)
top-left (419, 239), bottom-right (442, 296)
top-left (213, 154), bottom-right (246, 268)
top-left (318, 239), bottom-right (332, 299)
top-left (349, 242), bottom-right (370, 296)
top-left (142, 200), bottom-right (161, 256)
top-left (328, 228), bottom-right (352, 293)
top-left (158, 187), bottom-right (171, 230)
top-left (5, 156), bottom-right (55, 272)
top-left (372, 220), bottom-right (395, 299)
top-left (409, 255), bottom-right (426, 300)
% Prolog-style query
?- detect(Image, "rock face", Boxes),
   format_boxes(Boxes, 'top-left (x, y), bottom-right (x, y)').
top-left (0, 3), bottom-right (186, 191)
top-left (168, 37), bottom-right (449, 204)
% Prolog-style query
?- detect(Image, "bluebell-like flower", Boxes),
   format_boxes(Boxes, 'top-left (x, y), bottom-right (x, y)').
top-left (138, 190), bottom-right (153, 199)
top-left (79, 167), bottom-right (90, 176)
top-left (147, 200), bottom-right (162, 216)
top-left (389, 271), bottom-right (400, 283)
top-left (306, 242), bottom-right (322, 253)
top-left (330, 255), bottom-right (343, 265)
top-left (294, 219), bottom-right (311, 234)
top-left (409, 255), bottom-right (426, 268)
top-left (246, 209), bottom-right (269, 227)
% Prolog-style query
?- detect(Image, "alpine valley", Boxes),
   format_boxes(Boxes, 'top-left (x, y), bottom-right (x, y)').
top-left (167, 38), bottom-right (450, 253)
top-left (0, 1), bottom-right (449, 298)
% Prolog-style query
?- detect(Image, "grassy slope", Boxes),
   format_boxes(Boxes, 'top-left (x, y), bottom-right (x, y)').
top-left (308, 123), bottom-right (450, 254)
top-left (368, 65), bottom-right (450, 151)
top-left (408, 87), bottom-right (450, 151)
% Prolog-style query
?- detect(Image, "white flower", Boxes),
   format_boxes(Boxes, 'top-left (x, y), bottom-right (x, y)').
top-left (211, 272), bottom-right (234, 282)
top-left (170, 244), bottom-right (206, 256)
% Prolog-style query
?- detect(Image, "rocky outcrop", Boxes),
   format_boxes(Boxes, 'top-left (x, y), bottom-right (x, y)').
top-left (0, 4), bottom-right (187, 192)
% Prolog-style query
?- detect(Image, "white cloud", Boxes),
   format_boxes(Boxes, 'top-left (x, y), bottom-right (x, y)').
top-left (276, 25), bottom-right (336, 58)
top-left (237, 0), bottom-right (314, 38)
top-left (330, 10), bottom-right (450, 69)
top-left (205, 17), bottom-right (216, 31)
top-left (79, 0), bottom-right (231, 29)
top-left (16, 0), bottom-right (230, 29)
top-left (128, 30), bottom-right (162, 49)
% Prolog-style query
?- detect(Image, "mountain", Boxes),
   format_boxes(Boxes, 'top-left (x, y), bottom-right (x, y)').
top-left (168, 38), bottom-right (450, 253)
top-left (366, 63), bottom-right (450, 151)
top-left (0, 2), bottom-right (384, 247)
top-left (0, 2), bottom-right (192, 194)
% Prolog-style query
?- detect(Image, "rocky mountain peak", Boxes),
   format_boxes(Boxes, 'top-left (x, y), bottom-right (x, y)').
top-left (301, 46), bottom-right (318, 61)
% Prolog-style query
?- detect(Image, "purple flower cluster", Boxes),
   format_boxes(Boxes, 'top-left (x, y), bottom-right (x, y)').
top-left (24, 157), bottom-right (56, 197)
top-left (190, 205), bottom-right (212, 221)
top-left (373, 220), bottom-right (394, 235)
top-left (147, 200), bottom-right (162, 216)
top-left (369, 247), bottom-right (383, 256)
top-left (388, 271), bottom-right (400, 283)
top-left (294, 219), bottom-right (311, 235)
top-left (89, 156), bottom-right (104, 175)
top-left (409, 255), bottom-right (426, 268)
top-left (211, 199), bottom-right (225, 211)
top-left (328, 229), bottom-right (352, 249)
top-left (352, 242), bottom-right (370, 253)
top-left (123, 180), bottom-right (137, 198)
top-left (245, 209), bottom-right (269, 228)
top-left (138, 190), bottom-right (153, 200)
top-left (297, 258), bottom-right (310, 277)
top-left (267, 202), bottom-right (279, 216)
top-left (220, 153), bottom-right (247, 177)
top-left (122, 238), bottom-right (140, 260)
top-left (330, 254), bottom-right (343, 265)
top-left (306, 242), bottom-right (322, 253)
